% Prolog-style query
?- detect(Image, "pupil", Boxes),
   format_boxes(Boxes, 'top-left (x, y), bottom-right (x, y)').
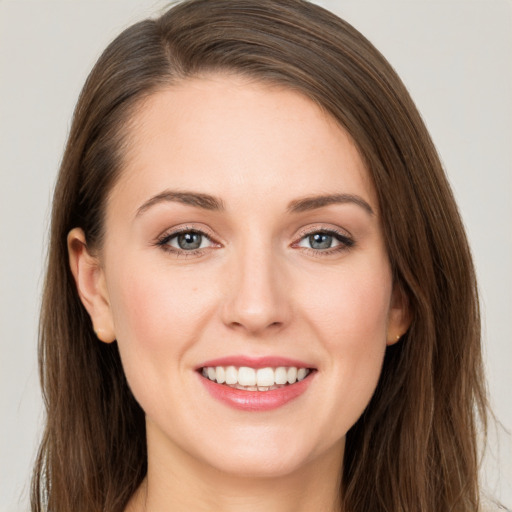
top-left (309, 233), bottom-right (332, 250)
top-left (178, 232), bottom-right (202, 250)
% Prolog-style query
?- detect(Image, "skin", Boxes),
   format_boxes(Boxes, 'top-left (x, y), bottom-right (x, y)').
top-left (68, 74), bottom-right (410, 512)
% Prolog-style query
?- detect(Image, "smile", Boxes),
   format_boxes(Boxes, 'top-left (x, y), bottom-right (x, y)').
top-left (201, 365), bottom-right (311, 391)
top-left (197, 358), bottom-right (316, 411)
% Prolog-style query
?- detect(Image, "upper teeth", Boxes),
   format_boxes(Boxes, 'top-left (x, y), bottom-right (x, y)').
top-left (202, 366), bottom-right (310, 389)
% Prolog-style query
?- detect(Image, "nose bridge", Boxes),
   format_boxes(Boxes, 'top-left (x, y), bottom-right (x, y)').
top-left (222, 231), bottom-right (289, 334)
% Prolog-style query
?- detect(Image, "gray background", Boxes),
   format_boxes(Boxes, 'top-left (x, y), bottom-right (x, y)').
top-left (1, 1), bottom-right (510, 510)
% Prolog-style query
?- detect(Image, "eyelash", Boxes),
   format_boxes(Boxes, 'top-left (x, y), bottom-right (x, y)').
top-left (155, 225), bottom-right (354, 258)
top-left (155, 226), bottom-right (219, 257)
top-left (292, 227), bottom-right (355, 257)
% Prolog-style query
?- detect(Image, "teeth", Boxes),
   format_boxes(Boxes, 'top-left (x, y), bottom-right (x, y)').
top-left (287, 367), bottom-right (297, 384)
top-left (201, 365), bottom-right (311, 390)
top-left (215, 366), bottom-right (225, 384)
top-left (225, 366), bottom-right (238, 385)
top-left (256, 367), bottom-right (274, 387)
top-left (238, 366), bottom-right (256, 386)
top-left (275, 367), bottom-right (288, 385)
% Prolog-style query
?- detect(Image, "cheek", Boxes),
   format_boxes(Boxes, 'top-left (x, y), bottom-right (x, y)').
top-left (105, 260), bottom-right (219, 406)
top-left (300, 258), bottom-right (392, 420)
top-left (108, 262), bottom-right (212, 348)
top-left (105, 261), bottom-right (219, 417)
top-left (303, 258), bottom-right (392, 343)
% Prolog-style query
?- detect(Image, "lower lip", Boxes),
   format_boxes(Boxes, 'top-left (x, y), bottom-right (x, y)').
top-left (199, 373), bottom-right (315, 411)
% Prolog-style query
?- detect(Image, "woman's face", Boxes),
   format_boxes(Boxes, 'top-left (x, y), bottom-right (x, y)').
top-left (71, 75), bottom-right (409, 479)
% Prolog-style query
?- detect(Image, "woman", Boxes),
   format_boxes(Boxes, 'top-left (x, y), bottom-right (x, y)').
top-left (32, 0), bottom-right (488, 510)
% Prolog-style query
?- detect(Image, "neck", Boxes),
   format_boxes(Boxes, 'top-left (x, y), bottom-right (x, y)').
top-left (126, 423), bottom-right (344, 512)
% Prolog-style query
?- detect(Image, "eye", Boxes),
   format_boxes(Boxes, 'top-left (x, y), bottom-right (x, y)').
top-left (295, 229), bottom-right (354, 252)
top-left (169, 231), bottom-right (211, 250)
top-left (299, 232), bottom-right (338, 250)
top-left (157, 228), bottom-right (217, 254)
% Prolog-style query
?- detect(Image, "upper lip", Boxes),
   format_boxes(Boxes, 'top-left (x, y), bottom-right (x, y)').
top-left (196, 355), bottom-right (315, 370)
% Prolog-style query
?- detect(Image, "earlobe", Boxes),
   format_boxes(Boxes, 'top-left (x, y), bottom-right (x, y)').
top-left (67, 228), bottom-right (116, 343)
top-left (386, 285), bottom-right (412, 346)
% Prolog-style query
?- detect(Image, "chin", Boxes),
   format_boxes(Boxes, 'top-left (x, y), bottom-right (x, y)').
top-left (193, 427), bottom-right (338, 480)
top-left (207, 449), bottom-right (313, 479)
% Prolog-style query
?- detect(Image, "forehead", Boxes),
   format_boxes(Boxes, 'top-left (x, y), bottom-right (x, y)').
top-left (109, 74), bottom-right (377, 217)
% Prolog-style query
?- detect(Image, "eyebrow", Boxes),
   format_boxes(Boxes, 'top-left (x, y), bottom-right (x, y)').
top-left (135, 190), bottom-right (374, 218)
top-left (287, 193), bottom-right (374, 215)
top-left (136, 190), bottom-right (225, 217)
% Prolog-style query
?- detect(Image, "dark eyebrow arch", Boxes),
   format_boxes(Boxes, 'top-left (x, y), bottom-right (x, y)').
top-left (287, 193), bottom-right (374, 215)
top-left (136, 190), bottom-right (225, 217)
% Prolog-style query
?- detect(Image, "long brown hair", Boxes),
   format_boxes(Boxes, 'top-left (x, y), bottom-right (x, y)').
top-left (32, 0), bottom-right (488, 510)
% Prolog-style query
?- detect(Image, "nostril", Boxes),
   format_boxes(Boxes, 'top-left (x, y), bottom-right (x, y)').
top-left (229, 320), bottom-right (283, 332)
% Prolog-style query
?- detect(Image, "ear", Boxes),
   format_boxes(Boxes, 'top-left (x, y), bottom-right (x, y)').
top-left (67, 228), bottom-right (116, 343)
top-left (386, 284), bottom-right (412, 346)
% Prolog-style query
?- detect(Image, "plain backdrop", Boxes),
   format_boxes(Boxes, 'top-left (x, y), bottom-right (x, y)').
top-left (0, 1), bottom-right (510, 510)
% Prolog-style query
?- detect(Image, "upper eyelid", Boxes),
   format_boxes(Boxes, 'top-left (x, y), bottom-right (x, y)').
top-left (294, 224), bottom-right (353, 241)
top-left (157, 224), bottom-right (218, 242)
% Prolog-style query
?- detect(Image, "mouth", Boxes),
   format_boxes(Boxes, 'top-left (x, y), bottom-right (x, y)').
top-left (196, 358), bottom-right (316, 411)
top-left (199, 365), bottom-right (313, 392)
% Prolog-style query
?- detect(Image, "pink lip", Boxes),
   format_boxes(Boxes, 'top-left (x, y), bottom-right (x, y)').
top-left (196, 356), bottom-right (315, 411)
top-left (199, 375), bottom-right (314, 411)
top-left (197, 355), bottom-right (314, 370)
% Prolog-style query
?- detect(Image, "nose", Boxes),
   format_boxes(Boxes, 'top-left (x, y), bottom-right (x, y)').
top-left (221, 243), bottom-right (291, 336)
